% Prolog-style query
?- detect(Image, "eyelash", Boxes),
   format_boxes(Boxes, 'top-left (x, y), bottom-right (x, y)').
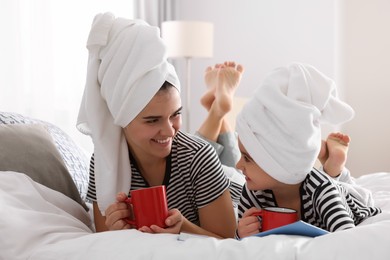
top-left (146, 119), bottom-right (158, 124)
top-left (242, 154), bottom-right (251, 163)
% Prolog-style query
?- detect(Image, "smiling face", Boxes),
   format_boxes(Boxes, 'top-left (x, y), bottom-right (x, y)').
top-left (236, 138), bottom-right (282, 191)
top-left (123, 83), bottom-right (182, 162)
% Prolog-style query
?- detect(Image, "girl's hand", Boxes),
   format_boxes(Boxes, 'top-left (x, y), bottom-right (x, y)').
top-left (237, 207), bottom-right (262, 238)
top-left (104, 192), bottom-right (133, 230)
top-left (138, 208), bottom-right (183, 234)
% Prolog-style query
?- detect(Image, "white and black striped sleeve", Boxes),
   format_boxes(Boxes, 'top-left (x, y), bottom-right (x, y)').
top-left (189, 142), bottom-right (230, 208)
top-left (312, 181), bottom-right (355, 231)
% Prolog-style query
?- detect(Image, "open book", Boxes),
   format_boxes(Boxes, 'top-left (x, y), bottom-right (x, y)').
top-left (253, 221), bottom-right (329, 238)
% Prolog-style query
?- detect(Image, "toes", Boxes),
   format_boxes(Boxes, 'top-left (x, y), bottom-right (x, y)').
top-left (237, 64), bottom-right (244, 73)
top-left (222, 61), bottom-right (244, 73)
top-left (340, 134), bottom-right (350, 146)
top-left (224, 61), bottom-right (235, 67)
top-left (328, 132), bottom-right (350, 146)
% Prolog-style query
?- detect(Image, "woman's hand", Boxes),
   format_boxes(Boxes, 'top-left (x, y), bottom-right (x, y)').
top-left (104, 192), bottom-right (133, 230)
top-left (237, 207), bottom-right (262, 239)
top-left (138, 208), bottom-right (183, 234)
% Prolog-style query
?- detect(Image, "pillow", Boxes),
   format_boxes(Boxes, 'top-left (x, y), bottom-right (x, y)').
top-left (0, 112), bottom-right (89, 201)
top-left (0, 124), bottom-right (88, 210)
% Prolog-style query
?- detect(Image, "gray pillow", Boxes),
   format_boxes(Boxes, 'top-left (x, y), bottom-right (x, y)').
top-left (0, 124), bottom-right (88, 210)
top-left (0, 111), bottom-right (89, 201)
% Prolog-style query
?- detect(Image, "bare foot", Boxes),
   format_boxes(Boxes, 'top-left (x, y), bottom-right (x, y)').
top-left (318, 140), bottom-right (328, 165)
top-left (200, 91), bottom-right (215, 111)
top-left (201, 64), bottom-right (223, 110)
top-left (212, 61), bottom-right (244, 116)
top-left (318, 132), bottom-right (350, 177)
top-left (204, 64), bottom-right (224, 89)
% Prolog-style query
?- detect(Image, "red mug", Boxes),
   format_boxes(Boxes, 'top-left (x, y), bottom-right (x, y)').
top-left (125, 185), bottom-right (169, 229)
top-left (253, 207), bottom-right (298, 231)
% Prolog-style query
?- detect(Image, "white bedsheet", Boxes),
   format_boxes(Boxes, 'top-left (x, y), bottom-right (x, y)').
top-left (1, 171), bottom-right (390, 260)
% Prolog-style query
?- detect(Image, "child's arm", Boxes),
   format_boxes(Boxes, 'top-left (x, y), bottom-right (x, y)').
top-left (236, 207), bottom-right (262, 239)
top-left (313, 182), bottom-right (355, 232)
top-left (236, 184), bottom-right (268, 238)
top-left (320, 166), bottom-right (375, 206)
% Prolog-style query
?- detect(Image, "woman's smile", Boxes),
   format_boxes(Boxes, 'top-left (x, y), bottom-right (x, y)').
top-left (152, 137), bottom-right (172, 147)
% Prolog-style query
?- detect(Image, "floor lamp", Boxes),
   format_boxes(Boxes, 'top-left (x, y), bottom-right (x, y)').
top-left (161, 21), bottom-right (214, 132)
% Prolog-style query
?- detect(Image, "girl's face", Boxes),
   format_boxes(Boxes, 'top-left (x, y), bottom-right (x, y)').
top-left (236, 138), bottom-right (282, 191)
top-left (124, 86), bottom-right (182, 161)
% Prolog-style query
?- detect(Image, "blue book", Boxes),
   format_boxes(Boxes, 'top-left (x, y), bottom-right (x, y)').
top-left (253, 221), bottom-right (329, 238)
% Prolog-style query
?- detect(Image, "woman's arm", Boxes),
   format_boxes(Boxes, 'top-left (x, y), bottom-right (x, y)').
top-left (93, 192), bottom-right (132, 232)
top-left (182, 189), bottom-right (237, 238)
top-left (149, 189), bottom-right (237, 238)
top-left (94, 192), bottom-right (237, 238)
top-left (93, 202), bottom-right (108, 232)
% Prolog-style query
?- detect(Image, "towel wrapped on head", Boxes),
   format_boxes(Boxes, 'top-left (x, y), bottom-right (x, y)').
top-left (77, 12), bottom-right (180, 214)
top-left (236, 63), bottom-right (354, 185)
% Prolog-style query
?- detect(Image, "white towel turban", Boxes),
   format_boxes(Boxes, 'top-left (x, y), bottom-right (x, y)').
top-left (236, 63), bottom-right (354, 184)
top-left (77, 13), bottom-right (180, 214)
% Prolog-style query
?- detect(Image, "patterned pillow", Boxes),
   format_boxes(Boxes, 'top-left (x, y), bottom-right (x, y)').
top-left (0, 112), bottom-right (89, 201)
top-left (0, 124), bottom-right (88, 210)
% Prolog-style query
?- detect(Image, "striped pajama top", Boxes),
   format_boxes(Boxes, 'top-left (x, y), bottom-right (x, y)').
top-left (237, 168), bottom-right (381, 233)
top-left (86, 131), bottom-right (233, 225)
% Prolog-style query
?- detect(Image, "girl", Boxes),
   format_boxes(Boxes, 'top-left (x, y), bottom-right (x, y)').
top-left (234, 63), bottom-right (381, 238)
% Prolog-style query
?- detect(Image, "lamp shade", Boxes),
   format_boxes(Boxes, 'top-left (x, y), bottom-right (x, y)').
top-left (161, 21), bottom-right (214, 58)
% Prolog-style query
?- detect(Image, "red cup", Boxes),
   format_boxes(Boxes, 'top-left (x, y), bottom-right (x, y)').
top-left (125, 185), bottom-right (169, 229)
top-left (253, 207), bottom-right (298, 231)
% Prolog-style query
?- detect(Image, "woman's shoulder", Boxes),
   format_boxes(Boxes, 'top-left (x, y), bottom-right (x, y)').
top-left (174, 131), bottom-right (213, 152)
top-left (172, 131), bottom-right (220, 169)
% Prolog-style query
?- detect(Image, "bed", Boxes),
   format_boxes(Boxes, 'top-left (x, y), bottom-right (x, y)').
top-left (1, 112), bottom-right (390, 260)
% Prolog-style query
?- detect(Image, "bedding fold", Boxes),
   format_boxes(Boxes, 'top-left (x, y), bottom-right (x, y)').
top-left (1, 171), bottom-right (390, 260)
top-left (0, 171), bottom-right (93, 260)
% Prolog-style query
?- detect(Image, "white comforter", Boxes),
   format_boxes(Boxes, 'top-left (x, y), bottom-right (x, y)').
top-left (1, 171), bottom-right (390, 260)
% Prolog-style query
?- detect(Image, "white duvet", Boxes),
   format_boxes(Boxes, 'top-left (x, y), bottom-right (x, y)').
top-left (1, 171), bottom-right (390, 260)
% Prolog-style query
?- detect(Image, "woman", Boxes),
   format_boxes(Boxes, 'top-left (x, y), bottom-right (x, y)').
top-left (77, 13), bottom-right (236, 238)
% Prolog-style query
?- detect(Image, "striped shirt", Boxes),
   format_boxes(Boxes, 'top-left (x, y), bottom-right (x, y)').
top-left (238, 168), bottom-right (381, 232)
top-left (228, 179), bottom-right (243, 207)
top-left (86, 131), bottom-right (231, 225)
